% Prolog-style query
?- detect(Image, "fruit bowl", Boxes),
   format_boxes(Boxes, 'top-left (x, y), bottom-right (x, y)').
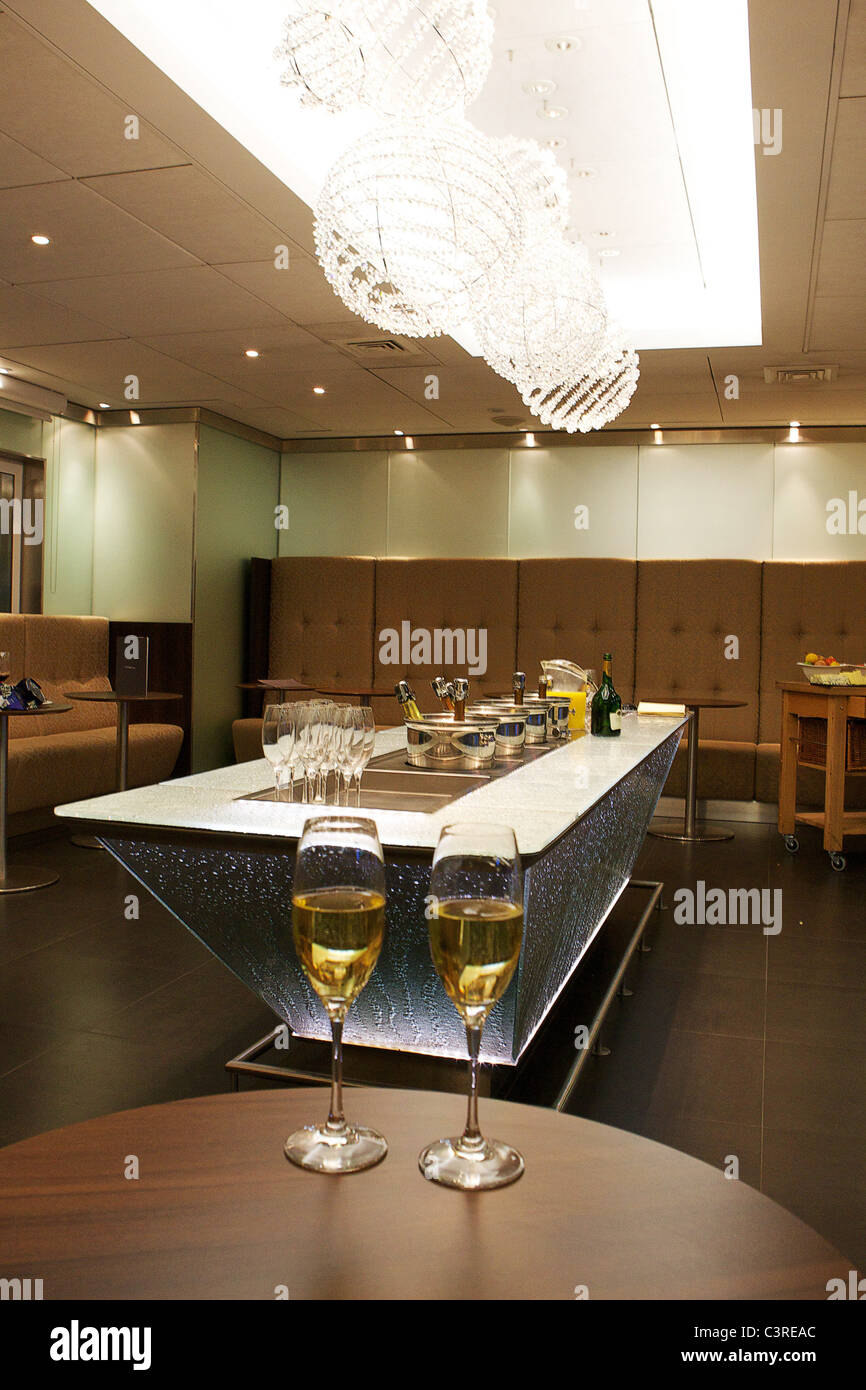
top-left (797, 662), bottom-right (866, 686)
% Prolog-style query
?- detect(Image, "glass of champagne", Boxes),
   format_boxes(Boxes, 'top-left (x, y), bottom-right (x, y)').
top-left (285, 815), bottom-right (388, 1173)
top-left (420, 822), bottom-right (525, 1190)
top-left (0, 651), bottom-right (10, 685)
top-left (262, 703), bottom-right (293, 799)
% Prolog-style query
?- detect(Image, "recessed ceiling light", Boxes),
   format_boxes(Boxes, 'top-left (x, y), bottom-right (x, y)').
top-left (650, 423), bottom-right (660, 430)
top-left (544, 137), bottom-right (568, 150)
top-left (598, 248), bottom-right (620, 258)
top-left (522, 79), bottom-right (557, 97)
top-left (571, 165), bottom-right (597, 179)
top-left (0, 369), bottom-right (11, 376)
top-left (312, 386), bottom-right (326, 394)
top-left (244, 349), bottom-right (260, 358)
top-left (545, 36), bottom-right (583, 54)
top-left (31, 234), bottom-right (50, 245)
top-left (593, 230), bottom-right (616, 239)
top-left (394, 429), bottom-right (404, 436)
top-left (99, 402), bottom-right (110, 409)
top-left (538, 103), bottom-right (569, 120)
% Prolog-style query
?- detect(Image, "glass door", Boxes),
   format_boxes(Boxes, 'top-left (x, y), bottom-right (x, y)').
top-left (0, 458), bottom-right (24, 613)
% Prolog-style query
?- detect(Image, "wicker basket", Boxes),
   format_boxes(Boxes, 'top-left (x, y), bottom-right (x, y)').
top-left (798, 716), bottom-right (866, 772)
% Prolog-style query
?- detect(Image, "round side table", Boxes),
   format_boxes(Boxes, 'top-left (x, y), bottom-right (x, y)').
top-left (647, 697), bottom-right (747, 844)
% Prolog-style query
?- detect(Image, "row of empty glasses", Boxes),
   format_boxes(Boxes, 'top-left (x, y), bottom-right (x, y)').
top-left (262, 700), bottom-right (376, 804)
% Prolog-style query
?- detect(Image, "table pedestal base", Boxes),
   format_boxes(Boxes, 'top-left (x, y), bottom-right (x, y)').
top-left (0, 866), bottom-right (59, 894)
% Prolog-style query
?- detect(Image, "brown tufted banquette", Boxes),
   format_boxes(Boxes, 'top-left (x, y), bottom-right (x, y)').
top-left (233, 557), bottom-right (866, 809)
top-left (1, 614), bottom-right (183, 825)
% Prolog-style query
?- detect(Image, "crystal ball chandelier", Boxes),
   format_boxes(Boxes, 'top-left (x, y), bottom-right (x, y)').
top-left (495, 136), bottom-right (571, 239)
top-left (276, 1), bottom-right (494, 118)
top-left (474, 238), bottom-right (608, 387)
top-left (520, 330), bottom-right (641, 433)
top-left (275, 5), bottom-right (366, 113)
top-left (314, 118), bottom-right (524, 336)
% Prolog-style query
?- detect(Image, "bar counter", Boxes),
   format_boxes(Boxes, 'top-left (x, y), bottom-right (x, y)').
top-left (57, 716), bottom-right (686, 1065)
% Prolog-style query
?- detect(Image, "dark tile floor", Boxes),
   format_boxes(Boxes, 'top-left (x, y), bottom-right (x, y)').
top-left (0, 820), bottom-right (863, 1270)
top-left (573, 819), bottom-right (866, 1269)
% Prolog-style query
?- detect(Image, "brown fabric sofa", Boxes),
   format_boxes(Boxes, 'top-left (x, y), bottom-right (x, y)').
top-left (232, 557), bottom-right (866, 810)
top-left (1, 614), bottom-right (183, 824)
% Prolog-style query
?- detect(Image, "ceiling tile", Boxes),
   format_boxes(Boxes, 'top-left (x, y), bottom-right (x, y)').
top-left (825, 98), bottom-right (866, 218)
top-left (140, 324), bottom-right (359, 386)
top-left (0, 179), bottom-right (199, 282)
top-left (25, 266), bottom-right (290, 337)
top-left (0, 130), bottom-right (69, 189)
top-left (81, 165), bottom-right (303, 264)
top-left (841, 0), bottom-right (866, 97)
top-left (808, 294), bottom-right (866, 351)
top-left (0, 13), bottom-right (187, 176)
top-left (215, 256), bottom-right (362, 327)
top-left (815, 219), bottom-right (866, 295)
top-left (0, 339), bottom-right (281, 409)
top-left (0, 278), bottom-right (125, 347)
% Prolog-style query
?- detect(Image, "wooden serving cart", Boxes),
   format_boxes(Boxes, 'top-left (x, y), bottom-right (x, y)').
top-left (777, 680), bottom-right (866, 871)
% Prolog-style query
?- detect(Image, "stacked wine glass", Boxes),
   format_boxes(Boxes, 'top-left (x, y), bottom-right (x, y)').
top-left (275, 1), bottom-right (639, 433)
top-left (262, 700), bottom-right (376, 805)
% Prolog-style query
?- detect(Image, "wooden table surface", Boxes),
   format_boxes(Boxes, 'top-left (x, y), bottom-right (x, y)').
top-left (63, 690), bottom-right (181, 702)
top-left (0, 1088), bottom-right (847, 1301)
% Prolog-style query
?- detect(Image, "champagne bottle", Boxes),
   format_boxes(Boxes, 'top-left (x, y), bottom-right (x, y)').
top-left (453, 678), bottom-right (469, 721)
top-left (431, 677), bottom-right (454, 711)
top-left (395, 681), bottom-right (422, 722)
top-left (590, 653), bottom-right (622, 737)
top-left (512, 671), bottom-right (526, 705)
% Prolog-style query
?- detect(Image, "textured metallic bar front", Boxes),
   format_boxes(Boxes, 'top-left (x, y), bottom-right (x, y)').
top-left (104, 730), bottom-right (679, 1064)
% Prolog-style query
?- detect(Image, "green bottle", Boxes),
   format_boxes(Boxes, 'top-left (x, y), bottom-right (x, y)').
top-left (591, 653), bottom-right (622, 737)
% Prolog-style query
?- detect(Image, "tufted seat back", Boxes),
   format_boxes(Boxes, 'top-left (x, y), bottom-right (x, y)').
top-left (374, 559), bottom-right (518, 712)
top-left (517, 559), bottom-right (637, 701)
top-left (1, 615), bottom-right (114, 740)
top-left (759, 561), bottom-right (866, 743)
top-left (635, 561), bottom-right (762, 741)
top-left (268, 557), bottom-right (375, 694)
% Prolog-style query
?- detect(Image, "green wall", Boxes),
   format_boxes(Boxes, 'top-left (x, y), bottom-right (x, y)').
top-left (92, 423), bottom-right (196, 623)
top-left (192, 425), bottom-right (280, 771)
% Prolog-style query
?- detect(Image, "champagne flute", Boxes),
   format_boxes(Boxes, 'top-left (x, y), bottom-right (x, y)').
top-left (353, 707), bottom-right (376, 805)
top-left (262, 703), bottom-right (292, 799)
top-left (419, 823), bottom-right (525, 1190)
top-left (295, 704), bottom-right (322, 803)
top-left (285, 816), bottom-right (388, 1173)
top-left (0, 652), bottom-right (10, 685)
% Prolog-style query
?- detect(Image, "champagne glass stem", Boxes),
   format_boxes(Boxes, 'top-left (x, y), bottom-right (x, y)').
top-left (326, 1015), bottom-right (348, 1137)
top-left (460, 1023), bottom-right (485, 1153)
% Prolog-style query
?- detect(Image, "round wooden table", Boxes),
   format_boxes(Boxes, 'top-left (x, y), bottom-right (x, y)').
top-left (0, 701), bottom-right (72, 892)
top-left (647, 696), bottom-right (747, 843)
top-left (0, 1088), bottom-right (846, 1300)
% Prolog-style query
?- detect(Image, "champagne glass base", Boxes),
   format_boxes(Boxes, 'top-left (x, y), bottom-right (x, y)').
top-left (284, 1123), bottom-right (388, 1175)
top-left (418, 1136), bottom-right (524, 1191)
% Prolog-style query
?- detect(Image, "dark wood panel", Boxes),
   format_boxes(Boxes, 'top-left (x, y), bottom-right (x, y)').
top-left (242, 557), bottom-right (271, 717)
top-left (0, 1087), bottom-right (847, 1300)
top-left (108, 622), bottom-right (192, 776)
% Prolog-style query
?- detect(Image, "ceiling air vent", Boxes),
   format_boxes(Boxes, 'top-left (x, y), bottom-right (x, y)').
top-left (337, 335), bottom-right (422, 359)
top-left (763, 364), bottom-right (838, 384)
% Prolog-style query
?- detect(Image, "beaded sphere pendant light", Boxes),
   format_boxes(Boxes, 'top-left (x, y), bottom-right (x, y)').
top-left (520, 330), bottom-right (640, 433)
top-left (276, 1), bottom-right (494, 117)
top-left (475, 237), bottom-right (608, 386)
top-left (314, 118), bottom-right (524, 336)
top-left (494, 135), bottom-right (571, 238)
top-left (275, 4), bottom-right (366, 112)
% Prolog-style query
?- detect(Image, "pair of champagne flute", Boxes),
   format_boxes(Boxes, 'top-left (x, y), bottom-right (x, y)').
top-left (285, 816), bottom-right (525, 1191)
top-left (262, 701), bottom-right (375, 804)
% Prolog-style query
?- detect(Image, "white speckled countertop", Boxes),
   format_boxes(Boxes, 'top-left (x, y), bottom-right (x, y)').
top-left (56, 718), bottom-right (686, 856)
